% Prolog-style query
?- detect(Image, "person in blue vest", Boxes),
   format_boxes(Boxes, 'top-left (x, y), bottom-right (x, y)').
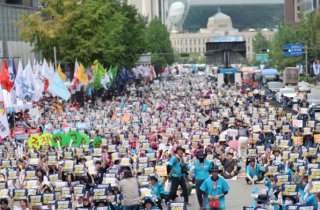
top-left (167, 146), bottom-right (189, 206)
top-left (200, 165), bottom-right (230, 210)
top-left (246, 158), bottom-right (265, 184)
top-left (303, 184), bottom-right (320, 207)
top-left (148, 176), bottom-right (162, 209)
top-left (190, 150), bottom-right (213, 209)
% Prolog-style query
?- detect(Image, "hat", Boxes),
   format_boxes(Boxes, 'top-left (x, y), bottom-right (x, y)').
top-left (195, 150), bottom-right (206, 158)
top-left (143, 197), bottom-right (154, 207)
top-left (175, 146), bottom-right (185, 153)
top-left (209, 165), bottom-right (219, 173)
top-left (149, 176), bottom-right (158, 182)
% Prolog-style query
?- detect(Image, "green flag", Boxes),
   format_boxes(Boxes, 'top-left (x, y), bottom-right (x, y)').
top-left (107, 66), bottom-right (117, 88)
top-left (93, 63), bottom-right (106, 90)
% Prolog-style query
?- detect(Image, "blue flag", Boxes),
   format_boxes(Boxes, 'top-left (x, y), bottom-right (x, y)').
top-left (48, 72), bottom-right (71, 100)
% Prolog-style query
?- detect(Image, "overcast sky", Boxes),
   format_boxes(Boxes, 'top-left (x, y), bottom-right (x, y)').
top-left (189, 0), bottom-right (283, 5)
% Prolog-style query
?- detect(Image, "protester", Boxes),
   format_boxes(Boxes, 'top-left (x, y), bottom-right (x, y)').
top-left (119, 170), bottom-right (141, 210)
top-left (190, 150), bottom-right (213, 209)
top-left (200, 165), bottom-right (230, 210)
top-left (167, 146), bottom-right (190, 206)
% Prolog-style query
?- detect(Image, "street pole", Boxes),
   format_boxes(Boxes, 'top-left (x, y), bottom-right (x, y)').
top-left (305, 45), bottom-right (308, 79)
top-left (54, 46), bottom-right (57, 71)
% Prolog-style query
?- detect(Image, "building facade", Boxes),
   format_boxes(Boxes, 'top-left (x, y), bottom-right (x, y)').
top-left (284, 0), bottom-right (301, 26)
top-left (170, 11), bottom-right (274, 61)
top-left (126, 0), bottom-right (167, 23)
top-left (0, 2), bottom-right (38, 64)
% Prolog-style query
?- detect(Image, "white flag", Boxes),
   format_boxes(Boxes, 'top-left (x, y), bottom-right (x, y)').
top-left (0, 87), bottom-right (10, 140)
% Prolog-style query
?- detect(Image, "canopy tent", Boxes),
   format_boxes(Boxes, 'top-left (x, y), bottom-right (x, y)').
top-left (240, 67), bottom-right (261, 74)
top-left (261, 69), bottom-right (278, 76)
top-left (218, 68), bottom-right (238, 74)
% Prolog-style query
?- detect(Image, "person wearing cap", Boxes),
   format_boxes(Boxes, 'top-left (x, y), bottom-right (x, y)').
top-left (221, 152), bottom-right (239, 179)
top-left (167, 146), bottom-right (189, 205)
top-left (246, 158), bottom-right (264, 185)
top-left (190, 150), bottom-right (213, 209)
top-left (148, 176), bottom-right (162, 209)
top-left (200, 165), bottom-right (230, 210)
top-left (140, 197), bottom-right (160, 210)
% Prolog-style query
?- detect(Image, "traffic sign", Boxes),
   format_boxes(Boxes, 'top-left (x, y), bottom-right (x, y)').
top-left (284, 44), bottom-right (304, 56)
top-left (256, 54), bottom-right (268, 61)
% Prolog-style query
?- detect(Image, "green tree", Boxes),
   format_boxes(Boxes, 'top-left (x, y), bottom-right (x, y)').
top-left (252, 31), bottom-right (270, 54)
top-left (145, 18), bottom-right (174, 73)
top-left (269, 24), bottom-right (300, 71)
top-left (18, 0), bottom-right (146, 67)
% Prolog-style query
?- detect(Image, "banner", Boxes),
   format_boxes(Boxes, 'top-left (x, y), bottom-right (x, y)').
top-left (0, 87), bottom-right (10, 140)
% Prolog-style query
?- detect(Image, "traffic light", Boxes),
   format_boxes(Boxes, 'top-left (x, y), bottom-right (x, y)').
top-left (283, 48), bottom-right (291, 53)
top-left (262, 48), bottom-right (270, 53)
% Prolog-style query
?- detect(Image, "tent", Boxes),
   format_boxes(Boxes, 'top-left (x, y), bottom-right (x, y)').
top-left (218, 68), bottom-right (238, 74)
top-left (261, 69), bottom-right (278, 76)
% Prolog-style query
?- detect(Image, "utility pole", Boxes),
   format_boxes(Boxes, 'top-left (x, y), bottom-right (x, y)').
top-left (305, 45), bottom-right (308, 79)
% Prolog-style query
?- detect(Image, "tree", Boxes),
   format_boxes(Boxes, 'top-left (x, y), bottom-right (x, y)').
top-left (252, 31), bottom-right (270, 54)
top-left (18, 0), bottom-right (147, 67)
top-left (145, 18), bottom-right (174, 73)
top-left (269, 24), bottom-right (301, 71)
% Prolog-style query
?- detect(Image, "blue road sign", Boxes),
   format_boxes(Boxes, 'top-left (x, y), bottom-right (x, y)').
top-left (284, 44), bottom-right (304, 56)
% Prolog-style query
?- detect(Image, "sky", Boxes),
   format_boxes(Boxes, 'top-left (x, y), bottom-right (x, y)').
top-left (189, 0), bottom-right (283, 5)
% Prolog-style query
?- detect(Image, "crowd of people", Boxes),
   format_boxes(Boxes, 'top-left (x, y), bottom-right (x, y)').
top-left (0, 72), bottom-right (319, 210)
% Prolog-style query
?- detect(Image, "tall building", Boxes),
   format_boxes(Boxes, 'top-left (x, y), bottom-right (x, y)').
top-left (127, 0), bottom-right (167, 23)
top-left (170, 11), bottom-right (274, 61)
top-left (0, 1), bottom-right (38, 64)
top-left (284, 0), bottom-right (301, 26)
top-left (299, 0), bottom-right (320, 12)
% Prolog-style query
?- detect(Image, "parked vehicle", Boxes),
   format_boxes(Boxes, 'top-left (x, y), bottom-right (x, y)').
top-left (276, 87), bottom-right (297, 102)
top-left (297, 81), bottom-right (311, 92)
top-left (259, 69), bottom-right (279, 84)
top-left (267, 81), bottom-right (283, 92)
top-left (283, 67), bottom-right (299, 85)
top-left (307, 93), bottom-right (320, 106)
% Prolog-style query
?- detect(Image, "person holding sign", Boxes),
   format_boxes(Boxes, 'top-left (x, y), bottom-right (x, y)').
top-left (190, 151), bottom-right (213, 209)
top-left (200, 165), bottom-right (230, 210)
top-left (167, 146), bottom-right (189, 206)
top-left (246, 158), bottom-right (265, 185)
top-left (303, 185), bottom-right (320, 208)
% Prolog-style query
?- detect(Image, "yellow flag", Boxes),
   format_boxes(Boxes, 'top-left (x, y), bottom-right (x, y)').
top-left (57, 64), bottom-right (66, 81)
top-left (77, 63), bottom-right (89, 85)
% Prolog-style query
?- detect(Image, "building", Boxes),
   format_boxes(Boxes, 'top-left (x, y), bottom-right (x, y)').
top-left (0, 2), bottom-right (39, 64)
top-left (170, 10), bottom-right (274, 61)
top-left (284, 0), bottom-right (301, 26)
top-left (299, 0), bottom-right (320, 12)
top-left (126, 0), bottom-right (167, 23)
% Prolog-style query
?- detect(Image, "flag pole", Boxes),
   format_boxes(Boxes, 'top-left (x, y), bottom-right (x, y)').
top-left (54, 46), bottom-right (57, 71)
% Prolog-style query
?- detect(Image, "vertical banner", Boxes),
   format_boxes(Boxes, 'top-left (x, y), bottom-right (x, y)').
top-left (0, 87), bottom-right (10, 140)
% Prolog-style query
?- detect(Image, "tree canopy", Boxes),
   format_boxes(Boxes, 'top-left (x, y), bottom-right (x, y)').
top-left (144, 18), bottom-right (174, 73)
top-left (18, 0), bottom-right (148, 67)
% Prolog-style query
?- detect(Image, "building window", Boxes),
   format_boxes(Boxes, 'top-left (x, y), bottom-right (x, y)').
top-left (194, 39), bottom-right (196, 45)
top-left (185, 48), bottom-right (188, 52)
top-left (190, 48), bottom-right (192, 53)
top-left (185, 40), bottom-right (187, 45)
top-left (189, 39), bottom-right (192, 45)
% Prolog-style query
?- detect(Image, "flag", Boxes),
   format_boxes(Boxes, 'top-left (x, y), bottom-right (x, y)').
top-left (107, 66), bottom-right (117, 88)
top-left (0, 87), bottom-right (10, 140)
top-left (22, 61), bottom-right (42, 102)
top-left (101, 72), bottom-right (110, 90)
top-left (41, 59), bottom-right (53, 79)
top-left (8, 59), bottom-right (16, 82)
top-left (77, 63), bottom-right (89, 86)
top-left (14, 60), bottom-right (24, 100)
top-left (48, 72), bottom-right (71, 101)
top-left (92, 63), bottom-right (106, 90)
top-left (0, 60), bottom-right (14, 92)
top-left (57, 64), bottom-right (66, 81)
top-left (71, 60), bottom-right (80, 86)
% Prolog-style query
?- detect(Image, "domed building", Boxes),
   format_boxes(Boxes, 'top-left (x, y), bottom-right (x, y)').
top-left (170, 9), bottom-right (274, 61)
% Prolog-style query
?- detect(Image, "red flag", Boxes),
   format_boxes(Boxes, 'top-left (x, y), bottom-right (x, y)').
top-left (0, 60), bottom-right (14, 92)
top-left (44, 79), bottom-right (49, 92)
